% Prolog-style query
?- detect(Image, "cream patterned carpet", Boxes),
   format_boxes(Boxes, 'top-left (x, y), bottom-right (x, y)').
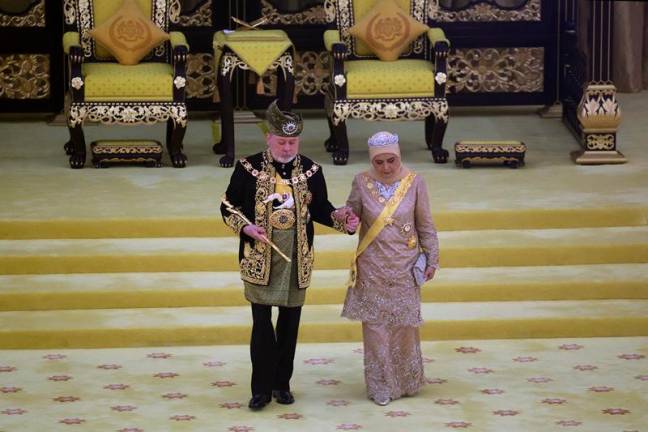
top-left (1, 338), bottom-right (647, 432)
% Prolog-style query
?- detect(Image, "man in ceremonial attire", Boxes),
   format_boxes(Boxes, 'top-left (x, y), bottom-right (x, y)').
top-left (221, 100), bottom-right (358, 410)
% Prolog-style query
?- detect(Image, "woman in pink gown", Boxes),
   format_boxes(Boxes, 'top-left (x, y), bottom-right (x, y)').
top-left (342, 131), bottom-right (439, 406)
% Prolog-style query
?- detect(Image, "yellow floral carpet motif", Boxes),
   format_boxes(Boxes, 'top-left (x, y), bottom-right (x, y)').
top-left (1, 338), bottom-right (646, 431)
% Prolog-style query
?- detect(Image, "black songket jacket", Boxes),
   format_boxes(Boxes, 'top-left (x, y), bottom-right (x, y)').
top-left (221, 151), bottom-right (346, 288)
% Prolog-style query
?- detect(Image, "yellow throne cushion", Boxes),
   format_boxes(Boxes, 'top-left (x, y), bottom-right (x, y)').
top-left (89, 0), bottom-right (169, 65)
top-left (349, 0), bottom-right (428, 61)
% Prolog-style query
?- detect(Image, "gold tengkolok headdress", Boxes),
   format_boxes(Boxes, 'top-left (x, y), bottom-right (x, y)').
top-left (265, 100), bottom-right (303, 137)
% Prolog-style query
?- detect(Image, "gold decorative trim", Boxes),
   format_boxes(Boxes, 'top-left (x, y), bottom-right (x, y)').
top-left (95, 157), bottom-right (160, 164)
top-left (327, 98), bottom-right (449, 125)
top-left (460, 156), bottom-right (521, 164)
top-left (577, 84), bottom-right (621, 130)
top-left (64, 0), bottom-right (76, 25)
top-left (291, 159), bottom-right (313, 288)
top-left (186, 53), bottom-right (216, 99)
top-left (455, 142), bottom-right (526, 153)
top-left (324, 0), bottom-right (336, 23)
top-left (240, 156), bottom-right (320, 185)
top-left (92, 144), bottom-right (163, 154)
top-left (221, 52), bottom-right (294, 79)
top-left (331, 211), bottom-right (346, 233)
top-left (261, 0), bottom-right (327, 25)
top-left (270, 209), bottom-right (296, 230)
top-left (262, 50), bottom-right (329, 97)
top-left (178, 0), bottom-right (212, 27)
top-left (224, 213), bottom-right (248, 235)
top-left (169, 0), bottom-right (181, 24)
top-left (436, 0), bottom-right (541, 22)
top-left (240, 161), bottom-right (274, 286)
top-left (448, 47), bottom-right (544, 93)
top-left (585, 134), bottom-right (615, 151)
top-left (0, 0), bottom-right (45, 27)
top-left (68, 103), bottom-right (187, 127)
top-left (0, 54), bottom-right (49, 99)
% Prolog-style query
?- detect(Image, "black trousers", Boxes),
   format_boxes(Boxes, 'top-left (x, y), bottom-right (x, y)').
top-left (250, 303), bottom-right (302, 396)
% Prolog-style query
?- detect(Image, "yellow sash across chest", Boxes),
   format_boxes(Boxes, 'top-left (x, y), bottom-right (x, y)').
top-left (347, 173), bottom-right (415, 289)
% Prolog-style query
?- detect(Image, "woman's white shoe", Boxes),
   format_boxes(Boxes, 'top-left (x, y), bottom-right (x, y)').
top-left (373, 397), bottom-right (390, 406)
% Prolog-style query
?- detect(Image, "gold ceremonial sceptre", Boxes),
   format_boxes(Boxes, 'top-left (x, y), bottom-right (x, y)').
top-left (231, 16), bottom-right (269, 30)
top-left (221, 196), bottom-right (292, 263)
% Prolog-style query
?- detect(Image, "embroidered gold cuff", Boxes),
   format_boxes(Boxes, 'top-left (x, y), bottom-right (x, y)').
top-left (225, 214), bottom-right (248, 235)
top-left (331, 210), bottom-right (347, 233)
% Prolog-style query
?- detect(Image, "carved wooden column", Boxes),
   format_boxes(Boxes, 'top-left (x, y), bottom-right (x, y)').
top-left (571, 0), bottom-right (625, 164)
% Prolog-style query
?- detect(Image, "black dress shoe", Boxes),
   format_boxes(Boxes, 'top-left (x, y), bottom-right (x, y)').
top-left (248, 394), bottom-right (271, 410)
top-left (272, 390), bottom-right (295, 405)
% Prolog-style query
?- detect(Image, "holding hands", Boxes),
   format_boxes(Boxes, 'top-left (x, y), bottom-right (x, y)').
top-left (334, 206), bottom-right (360, 233)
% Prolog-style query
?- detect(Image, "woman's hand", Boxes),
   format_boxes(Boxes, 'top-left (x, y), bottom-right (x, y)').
top-left (345, 212), bottom-right (360, 233)
top-left (242, 224), bottom-right (268, 243)
top-left (424, 267), bottom-right (436, 281)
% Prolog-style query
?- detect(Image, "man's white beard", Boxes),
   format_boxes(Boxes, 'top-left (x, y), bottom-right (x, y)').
top-left (272, 153), bottom-right (297, 163)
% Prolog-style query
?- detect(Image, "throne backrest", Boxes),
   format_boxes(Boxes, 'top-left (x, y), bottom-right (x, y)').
top-left (65, 0), bottom-right (175, 62)
top-left (328, 0), bottom-right (433, 60)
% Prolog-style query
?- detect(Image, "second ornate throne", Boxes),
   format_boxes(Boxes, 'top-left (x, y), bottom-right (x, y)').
top-left (323, 0), bottom-right (450, 165)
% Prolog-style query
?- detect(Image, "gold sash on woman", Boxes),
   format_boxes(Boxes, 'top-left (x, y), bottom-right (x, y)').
top-left (347, 173), bottom-right (416, 289)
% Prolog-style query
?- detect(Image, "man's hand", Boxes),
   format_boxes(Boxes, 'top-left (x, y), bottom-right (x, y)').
top-left (332, 206), bottom-right (350, 222)
top-left (242, 224), bottom-right (268, 243)
top-left (424, 267), bottom-right (436, 282)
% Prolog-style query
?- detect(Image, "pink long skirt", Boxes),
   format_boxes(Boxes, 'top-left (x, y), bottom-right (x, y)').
top-left (362, 322), bottom-right (425, 402)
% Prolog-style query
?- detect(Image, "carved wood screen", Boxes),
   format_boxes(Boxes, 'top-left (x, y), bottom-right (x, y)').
top-left (0, 0), bottom-right (63, 112)
top-left (170, 0), bottom-right (228, 110)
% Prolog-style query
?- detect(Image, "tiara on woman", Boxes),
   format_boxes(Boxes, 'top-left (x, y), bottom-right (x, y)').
top-left (368, 131), bottom-right (399, 147)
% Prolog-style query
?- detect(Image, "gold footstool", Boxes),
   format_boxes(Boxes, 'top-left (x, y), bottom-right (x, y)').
top-left (91, 140), bottom-right (163, 168)
top-left (455, 141), bottom-right (526, 168)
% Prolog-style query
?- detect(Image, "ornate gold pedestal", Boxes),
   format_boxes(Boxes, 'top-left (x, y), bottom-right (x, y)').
top-left (574, 83), bottom-right (626, 165)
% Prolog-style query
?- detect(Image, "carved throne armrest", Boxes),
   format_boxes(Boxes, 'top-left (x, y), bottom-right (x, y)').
top-left (63, 31), bottom-right (84, 102)
top-left (324, 30), bottom-right (349, 99)
top-left (169, 32), bottom-right (189, 102)
top-left (427, 28), bottom-right (450, 97)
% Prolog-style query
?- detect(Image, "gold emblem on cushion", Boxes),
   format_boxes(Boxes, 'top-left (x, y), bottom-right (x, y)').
top-left (90, 0), bottom-right (169, 65)
top-left (349, 0), bottom-right (428, 61)
top-left (270, 209), bottom-right (296, 229)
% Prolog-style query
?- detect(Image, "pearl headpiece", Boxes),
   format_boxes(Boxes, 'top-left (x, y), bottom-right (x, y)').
top-left (367, 131), bottom-right (400, 160)
top-left (368, 131), bottom-right (399, 147)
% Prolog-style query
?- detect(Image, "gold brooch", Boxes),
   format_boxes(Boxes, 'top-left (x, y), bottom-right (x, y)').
top-left (270, 209), bottom-right (296, 230)
top-left (384, 217), bottom-right (395, 226)
top-left (401, 222), bottom-right (412, 235)
top-left (407, 235), bottom-right (418, 249)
